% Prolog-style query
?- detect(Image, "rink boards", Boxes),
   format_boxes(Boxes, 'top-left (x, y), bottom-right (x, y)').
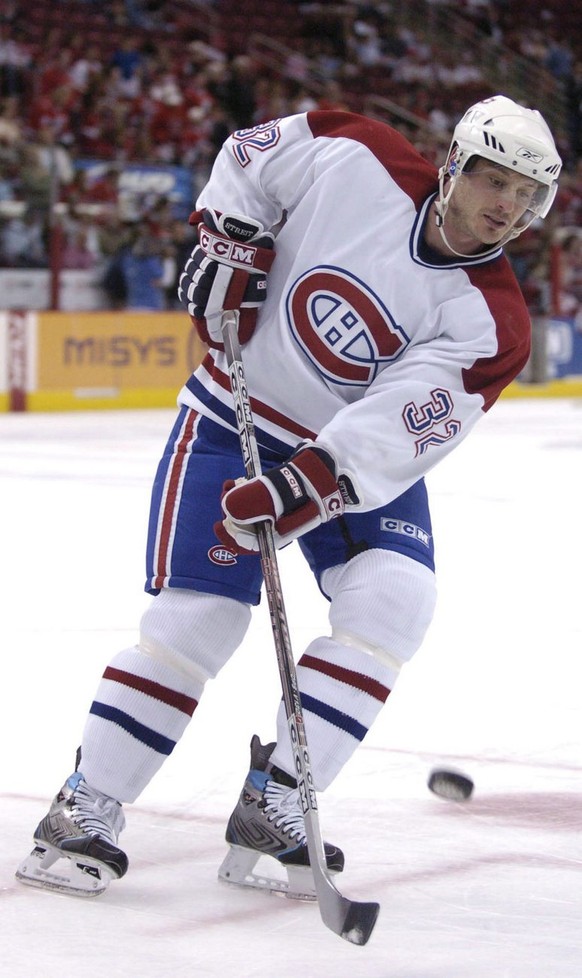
top-left (0, 310), bottom-right (207, 412)
top-left (0, 310), bottom-right (581, 412)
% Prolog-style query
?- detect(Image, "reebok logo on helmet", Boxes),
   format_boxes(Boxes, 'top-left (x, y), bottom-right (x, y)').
top-left (516, 147), bottom-right (544, 163)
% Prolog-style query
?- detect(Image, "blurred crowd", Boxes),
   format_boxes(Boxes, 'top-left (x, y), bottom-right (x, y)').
top-left (0, 0), bottom-right (580, 317)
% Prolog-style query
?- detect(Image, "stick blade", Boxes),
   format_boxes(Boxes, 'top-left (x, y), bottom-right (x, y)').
top-left (340, 899), bottom-right (380, 946)
top-left (317, 885), bottom-right (380, 946)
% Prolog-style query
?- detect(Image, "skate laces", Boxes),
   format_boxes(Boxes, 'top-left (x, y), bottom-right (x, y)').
top-left (263, 780), bottom-right (305, 844)
top-left (68, 778), bottom-right (125, 844)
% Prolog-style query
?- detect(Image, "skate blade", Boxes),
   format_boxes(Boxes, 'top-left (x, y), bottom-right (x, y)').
top-left (218, 845), bottom-right (317, 902)
top-left (16, 843), bottom-right (115, 898)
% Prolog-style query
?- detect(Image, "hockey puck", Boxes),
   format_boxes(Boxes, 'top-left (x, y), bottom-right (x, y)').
top-left (428, 769), bottom-right (474, 801)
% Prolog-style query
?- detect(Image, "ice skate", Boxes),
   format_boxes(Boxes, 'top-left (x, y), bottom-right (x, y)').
top-left (16, 771), bottom-right (128, 897)
top-left (218, 735), bottom-right (344, 901)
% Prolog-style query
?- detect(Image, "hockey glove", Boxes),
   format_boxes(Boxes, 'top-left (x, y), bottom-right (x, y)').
top-left (215, 443), bottom-right (360, 555)
top-left (177, 208), bottom-right (275, 349)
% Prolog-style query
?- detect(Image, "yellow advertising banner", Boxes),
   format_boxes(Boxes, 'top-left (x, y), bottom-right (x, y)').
top-left (3, 310), bottom-right (582, 413)
top-left (32, 311), bottom-right (208, 410)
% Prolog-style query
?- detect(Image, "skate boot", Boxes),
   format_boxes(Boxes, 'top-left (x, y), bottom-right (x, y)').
top-left (218, 735), bottom-right (344, 900)
top-left (16, 771), bottom-right (128, 897)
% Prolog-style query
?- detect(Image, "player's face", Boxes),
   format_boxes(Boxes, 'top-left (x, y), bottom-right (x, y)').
top-left (444, 159), bottom-right (541, 251)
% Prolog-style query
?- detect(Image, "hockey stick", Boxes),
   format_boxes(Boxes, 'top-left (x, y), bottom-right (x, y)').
top-left (221, 310), bottom-right (380, 946)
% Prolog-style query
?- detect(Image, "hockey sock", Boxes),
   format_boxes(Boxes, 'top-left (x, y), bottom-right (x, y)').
top-left (268, 551), bottom-right (436, 790)
top-left (80, 589), bottom-right (251, 803)
top-left (80, 645), bottom-right (202, 802)
top-left (269, 636), bottom-right (392, 790)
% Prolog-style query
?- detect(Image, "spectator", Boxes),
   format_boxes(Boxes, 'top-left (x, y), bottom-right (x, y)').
top-left (0, 161), bottom-right (15, 201)
top-left (0, 206), bottom-right (46, 266)
top-left (143, 195), bottom-right (174, 241)
top-left (69, 44), bottom-right (104, 94)
top-left (16, 143), bottom-right (52, 212)
top-left (557, 231), bottom-right (582, 320)
top-left (120, 227), bottom-right (166, 310)
top-left (164, 217), bottom-right (196, 309)
top-left (506, 223), bottom-right (552, 315)
top-left (0, 95), bottom-right (22, 146)
top-left (28, 83), bottom-right (78, 147)
top-left (545, 35), bottom-right (574, 83)
top-left (33, 126), bottom-right (75, 190)
top-left (565, 60), bottom-right (582, 162)
top-left (111, 36), bottom-right (143, 87)
top-left (37, 48), bottom-right (74, 96)
top-left (220, 56), bottom-right (257, 129)
top-left (98, 210), bottom-right (133, 262)
top-left (100, 219), bottom-right (133, 309)
top-left (65, 165), bottom-right (119, 218)
top-left (0, 101), bottom-right (20, 198)
top-left (0, 23), bottom-right (31, 98)
top-left (61, 225), bottom-right (97, 269)
top-left (350, 19), bottom-right (385, 68)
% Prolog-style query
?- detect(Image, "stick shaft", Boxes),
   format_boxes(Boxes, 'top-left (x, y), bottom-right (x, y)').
top-left (221, 310), bottom-right (379, 944)
top-left (221, 312), bottom-right (326, 857)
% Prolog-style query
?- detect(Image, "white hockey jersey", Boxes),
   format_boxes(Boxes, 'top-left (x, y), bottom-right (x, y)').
top-left (179, 111), bottom-right (531, 511)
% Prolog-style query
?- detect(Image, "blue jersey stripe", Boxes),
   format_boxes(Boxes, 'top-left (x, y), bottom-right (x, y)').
top-left (300, 692), bottom-right (368, 741)
top-left (90, 701), bottom-right (175, 756)
top-left (184, 373), bottom-right (295, 458)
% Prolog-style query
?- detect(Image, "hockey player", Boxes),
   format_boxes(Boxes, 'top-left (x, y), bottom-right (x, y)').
top-left (17, 95), bottom-right (561, 898)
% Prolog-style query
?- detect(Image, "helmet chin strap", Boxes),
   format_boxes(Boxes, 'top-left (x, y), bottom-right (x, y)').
top-left (434, 165), bottom-right (525, 260)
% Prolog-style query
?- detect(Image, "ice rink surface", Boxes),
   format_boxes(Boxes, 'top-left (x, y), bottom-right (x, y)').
top-left (1, 397), bottom-right (581, 977)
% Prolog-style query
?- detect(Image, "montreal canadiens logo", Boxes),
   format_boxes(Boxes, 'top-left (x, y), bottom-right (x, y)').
top-left (286, 266), bottom-right (409, 386)
top-left (208, 546), bottom-right (237, 566)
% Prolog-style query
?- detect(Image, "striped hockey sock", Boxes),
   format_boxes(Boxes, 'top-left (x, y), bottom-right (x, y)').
top-left (79, 645), bottom-right (203, 802)
top-left (269, 636), bottom-right (392, 790)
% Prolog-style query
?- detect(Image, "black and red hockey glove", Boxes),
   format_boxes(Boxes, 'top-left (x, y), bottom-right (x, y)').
top-left (215, 443), bottom-right (360, 555)
top-left (177, 208), bottom-right (275, 349)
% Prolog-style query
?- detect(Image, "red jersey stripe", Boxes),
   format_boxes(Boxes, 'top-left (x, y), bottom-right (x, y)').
top-left (298, 652), bottom-right (390, 703)
top-left (203, 353), bottom-right (316, 441)
top-left (103, 666), bottom-right (198, 716)
top-left (153, 409), bottom-right (198, 589)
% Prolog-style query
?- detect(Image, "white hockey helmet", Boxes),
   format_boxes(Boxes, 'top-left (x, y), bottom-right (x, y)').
top-left (436, 95), bottom-right (562, 252)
